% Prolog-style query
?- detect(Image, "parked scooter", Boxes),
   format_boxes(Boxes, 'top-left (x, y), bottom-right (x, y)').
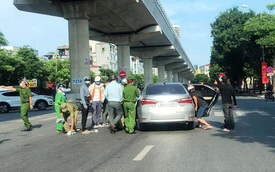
top-left (264, 91), bottom-right (275, 101)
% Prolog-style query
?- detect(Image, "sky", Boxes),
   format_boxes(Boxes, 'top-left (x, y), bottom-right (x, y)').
top-left (0, 0), bottom-right (274, 67)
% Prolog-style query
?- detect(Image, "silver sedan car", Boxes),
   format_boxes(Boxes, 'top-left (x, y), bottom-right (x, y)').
top-left (136, 83), bottom-right (219, 130)
top-left (136, 82), bottom-right (195, 130)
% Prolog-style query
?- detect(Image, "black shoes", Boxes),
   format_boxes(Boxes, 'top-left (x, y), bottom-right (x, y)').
top-left (109, 124), bottom-right (117, 133)
top-left (21, 125), bottom-right (32, 132)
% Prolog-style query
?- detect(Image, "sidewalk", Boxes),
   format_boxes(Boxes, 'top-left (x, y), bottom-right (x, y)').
top-left (236, 93), bottom-right (264, 98)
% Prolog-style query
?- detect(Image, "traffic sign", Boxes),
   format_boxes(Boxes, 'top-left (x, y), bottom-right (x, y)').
top-left (218, 73), bottom-right (225, 77)
top-left (267, 66), bottom-right (273, 73)
top-left (262, 62), bottom-right (268, 84)
top-left (119, 70), bottom-right (126, 78)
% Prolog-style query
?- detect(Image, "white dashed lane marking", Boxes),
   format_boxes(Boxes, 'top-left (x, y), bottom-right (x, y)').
top-left (133, 145), bottom-right (154, 161)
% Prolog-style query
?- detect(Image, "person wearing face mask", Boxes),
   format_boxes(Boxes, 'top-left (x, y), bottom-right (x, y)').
top-left (89, 76), bottom-right (105, 129)
top-left (1, 79), bottom-right (33, 131)
top-left (54, 83), bottom-right (71, 133)
top-left (80, 76), bottom-right (92, 134)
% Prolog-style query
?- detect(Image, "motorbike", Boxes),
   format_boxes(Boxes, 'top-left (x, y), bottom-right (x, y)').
top-left (264, 91), bottom-right (275, 101)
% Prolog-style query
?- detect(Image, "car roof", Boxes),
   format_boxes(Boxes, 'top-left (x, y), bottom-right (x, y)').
top-left (147, 82), bottom-right (182, 86)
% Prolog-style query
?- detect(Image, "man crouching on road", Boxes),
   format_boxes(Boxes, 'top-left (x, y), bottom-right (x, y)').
top-left (57, 103), bottom-right (79, 135)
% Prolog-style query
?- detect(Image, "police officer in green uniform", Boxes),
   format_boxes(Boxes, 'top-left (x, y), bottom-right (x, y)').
top-left (1, 79), bottom-right (33, 131)
top-left (123, 75), bottom-right (140, 134)
top-left (57, 102), bottom-right (79, 135)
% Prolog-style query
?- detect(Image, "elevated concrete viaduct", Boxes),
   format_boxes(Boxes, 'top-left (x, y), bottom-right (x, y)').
top-left (14, 0), bottom-right (195, 94)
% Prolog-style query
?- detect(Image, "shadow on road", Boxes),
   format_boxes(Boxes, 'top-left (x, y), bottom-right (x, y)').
top-left (0, 107), bottom-right (55, 122)
top-left (0, 139), bottom-right (12, 144)
top-left (210, 97), bottom-right (275, 153)
top-left (138, 123), bottom-right (193, 132)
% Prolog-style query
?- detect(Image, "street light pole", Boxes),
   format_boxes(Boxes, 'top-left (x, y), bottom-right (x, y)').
top-left (262, 46), bottom-right (265, 62)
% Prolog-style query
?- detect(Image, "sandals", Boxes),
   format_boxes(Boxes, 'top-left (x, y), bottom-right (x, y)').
top-left (204, 126), bottom-right (213, 130)
top-left (195, 124), bottom-right (202, 128)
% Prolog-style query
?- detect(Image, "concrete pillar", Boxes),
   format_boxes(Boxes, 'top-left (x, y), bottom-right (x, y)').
top-left (178, 75), bottom-right (183, 83)
top-left (173, 71), bottom-right (178, 82)
top-left (144, 58), bottom-right (153, 85)
top-left (68, 18), bottom-right (90, 94)
top-left (157, 65), bottom-right (165, 82)
top-left (182, 77), bottom-right (188, 84)
top-left (167, 70), bottom-right (173, 82)
top-left (117, 45), bottom-right (131, 78)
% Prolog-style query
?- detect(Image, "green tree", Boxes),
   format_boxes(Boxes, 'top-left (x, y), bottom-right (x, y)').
top-left (0, 30), bottom-right (8, 46)
top-left (244, 4), bottom-right (275, 47)
top-left (45, 59), bottom-right (70, 85)
top-left (210, 7), bottom-right (259, 89)
top-left (0, 47), bottom-right (49, 87)
top-left (14, 47), bottom-right (44, 79)
top-left (244, 3), bottom-right (275, 91)
top-left (90, 71), bottom-right (96, 81)
top-left (133, 74), bottom-right (144, 90)
top-left (192, 74), bottom-right (210, 83)
top-left (0, 49), bottom-right (19, 85)
top-left (153, 75), bottom-right (158, 83)
top-left (98, 68), bottom-right (115, 79)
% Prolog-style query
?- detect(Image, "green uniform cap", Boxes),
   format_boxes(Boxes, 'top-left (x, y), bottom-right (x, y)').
top-left (127, 75), bottom-right (134, 80)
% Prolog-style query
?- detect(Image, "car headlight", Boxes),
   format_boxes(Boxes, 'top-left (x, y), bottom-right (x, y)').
top-left (47, 96), bottom-right (53, 100)
top-left (44, 96), bottom-right (53, 100)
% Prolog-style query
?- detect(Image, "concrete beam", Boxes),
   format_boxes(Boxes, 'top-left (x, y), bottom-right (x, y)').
top-left (172, 68), bottom-right (188, 73)
top-left (14, 0), bottom-right (61, 17)
top-left (179, 69), bottom-right (193, 76)
top-left (153, 56), bottom-right (183, 67)
top-left (131, 45), bottom-right (174, 58)
top-left (165, 62), bottom-right (188, 71)
top-left (90, 25), bottom-right (162, 45)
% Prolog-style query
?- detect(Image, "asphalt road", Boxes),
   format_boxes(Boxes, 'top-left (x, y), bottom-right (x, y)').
top-left (0, 96), bottom-right (275, 172)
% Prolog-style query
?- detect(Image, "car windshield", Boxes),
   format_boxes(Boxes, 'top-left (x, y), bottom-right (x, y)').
top-left (146, 83), bottom-right (186, 95)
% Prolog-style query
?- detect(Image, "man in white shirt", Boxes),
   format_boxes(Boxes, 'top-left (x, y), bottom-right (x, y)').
top-left (104, 75), bottom-right (123, 133)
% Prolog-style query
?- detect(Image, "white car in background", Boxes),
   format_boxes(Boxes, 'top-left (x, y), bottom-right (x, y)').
top-left (0, 90), bottom-right (54, 113)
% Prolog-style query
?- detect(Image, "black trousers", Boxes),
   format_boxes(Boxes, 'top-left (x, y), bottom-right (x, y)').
top-left (222, 103), bottom-right (235, 130)
top-left (81, 104), bottom-right (90, 131)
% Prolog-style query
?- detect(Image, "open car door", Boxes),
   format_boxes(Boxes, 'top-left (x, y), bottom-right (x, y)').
top-left (192, 84), bottom-right (219, 117)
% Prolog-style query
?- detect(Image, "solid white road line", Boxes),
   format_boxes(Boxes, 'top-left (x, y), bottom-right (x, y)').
top-left (133, 145), bottom-right (154, 161)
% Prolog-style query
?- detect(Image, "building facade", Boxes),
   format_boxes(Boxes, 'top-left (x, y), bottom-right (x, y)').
top-left (44, 41), bottom-right (144, 75)
top-left (195, 64), bottom-right (210, 77)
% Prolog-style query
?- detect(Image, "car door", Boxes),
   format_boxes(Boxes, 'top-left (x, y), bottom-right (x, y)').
top-left (192, 84), bottom-right (219, 117)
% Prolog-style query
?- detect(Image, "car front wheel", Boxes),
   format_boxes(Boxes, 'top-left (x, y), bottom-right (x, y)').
top-left (35, 100), bottom-right (48, 110)
top-left (0, 103), bottom-right (10, 113)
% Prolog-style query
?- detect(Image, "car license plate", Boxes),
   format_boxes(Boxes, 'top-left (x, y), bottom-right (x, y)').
top-left (158, 102), bottom-right (177, 107)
